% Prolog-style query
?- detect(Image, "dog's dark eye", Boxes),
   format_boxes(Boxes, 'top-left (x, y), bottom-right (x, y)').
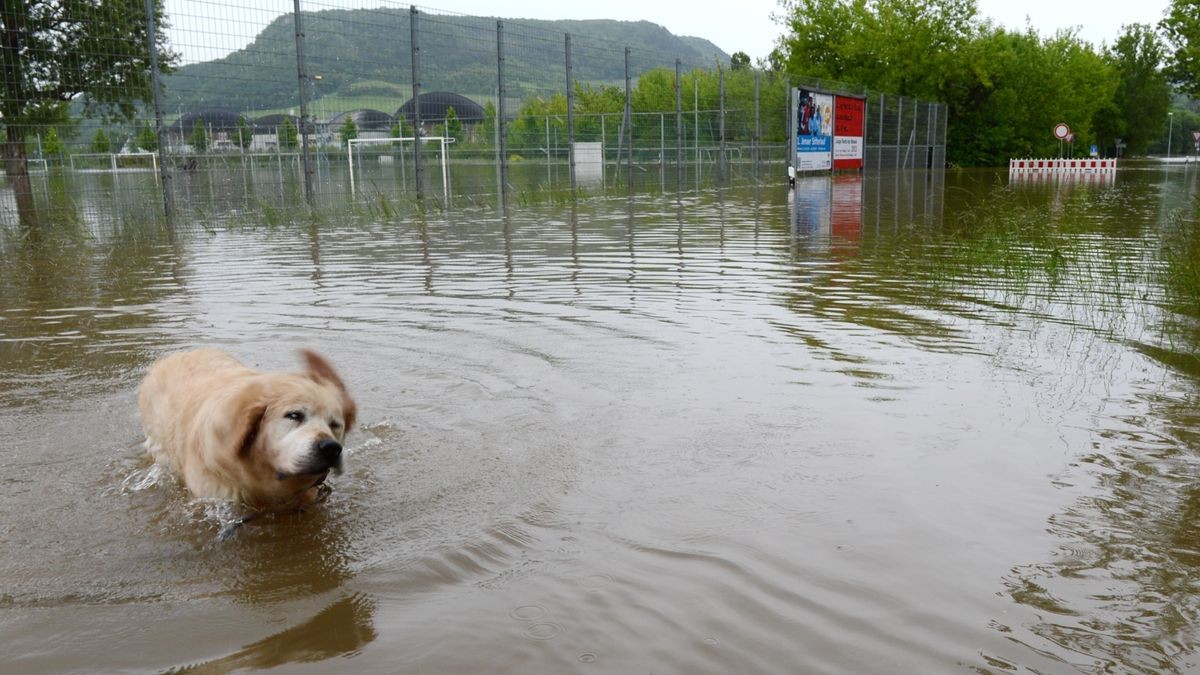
top-left (285, 410), bottom-right (306, 423)
top-left (330, 420), bottom-right (342, 431)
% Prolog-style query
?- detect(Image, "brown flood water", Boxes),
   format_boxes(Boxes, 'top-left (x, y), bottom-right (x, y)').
top-left (2, 166), bottom-right (1200, 673)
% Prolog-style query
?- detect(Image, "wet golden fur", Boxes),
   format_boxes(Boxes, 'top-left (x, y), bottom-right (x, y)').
top-left (138, 348), bottom-right (356, 512)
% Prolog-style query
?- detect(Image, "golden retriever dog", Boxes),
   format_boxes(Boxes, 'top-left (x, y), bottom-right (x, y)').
top-left (138, 348), bottom-right (356, 514)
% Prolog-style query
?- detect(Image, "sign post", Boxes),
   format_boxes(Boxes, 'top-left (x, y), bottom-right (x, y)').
top-left (1053, 123), bottom-right (1070, 159)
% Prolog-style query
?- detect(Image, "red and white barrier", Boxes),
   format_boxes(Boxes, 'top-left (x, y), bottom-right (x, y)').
top-left (1008, 158), bottom-right (1117, 175)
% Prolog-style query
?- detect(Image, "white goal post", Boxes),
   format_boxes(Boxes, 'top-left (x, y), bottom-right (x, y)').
top-left (69, 152), bottom-right (158, 174)
top-left (347, 136), bottom-right (454, 201)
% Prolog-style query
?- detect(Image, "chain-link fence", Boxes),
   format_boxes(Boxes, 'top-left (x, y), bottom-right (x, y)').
top-left (0, 1), bottom-right (946, 227)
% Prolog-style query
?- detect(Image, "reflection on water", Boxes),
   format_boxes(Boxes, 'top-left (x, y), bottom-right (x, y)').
top-left (186, 594), bottom-right (377, 672)
top-left (2, 165), bottom-right (1200, 672)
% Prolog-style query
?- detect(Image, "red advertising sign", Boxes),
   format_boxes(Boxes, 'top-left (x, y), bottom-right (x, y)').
top-left (833, 95), bottom-right (865, 170)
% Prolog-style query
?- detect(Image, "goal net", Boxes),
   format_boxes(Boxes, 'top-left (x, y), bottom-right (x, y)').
top-left (347, 136), bottom-right (454, 201)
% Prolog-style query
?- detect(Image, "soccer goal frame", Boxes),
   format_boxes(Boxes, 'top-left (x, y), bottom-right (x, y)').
top-left (347, 136), bottom-right (455, 201)
top-left (69, 151), bottom-right (158, 174)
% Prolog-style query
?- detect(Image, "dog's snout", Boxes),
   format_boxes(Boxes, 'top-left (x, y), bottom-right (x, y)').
top-left (317, 438), bottom-right (342, 463)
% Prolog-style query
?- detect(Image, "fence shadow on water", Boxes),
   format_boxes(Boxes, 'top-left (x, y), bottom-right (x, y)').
top-left (0, 1), bottom-right (945, 228)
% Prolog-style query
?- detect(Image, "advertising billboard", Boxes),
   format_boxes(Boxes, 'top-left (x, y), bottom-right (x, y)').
top-left (833, 95), bottom-right (865, 170)
top-left (795, 89), bottom-right (833, 171)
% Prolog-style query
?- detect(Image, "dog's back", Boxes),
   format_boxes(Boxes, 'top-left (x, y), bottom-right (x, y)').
top-left (138, 349), bottom-right (252, 472)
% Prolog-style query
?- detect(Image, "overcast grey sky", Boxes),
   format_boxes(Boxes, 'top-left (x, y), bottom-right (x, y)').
top-left (166, 0), bottom-right (1174, 65)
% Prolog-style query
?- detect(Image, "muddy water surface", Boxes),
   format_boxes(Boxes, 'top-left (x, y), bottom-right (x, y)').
top-left (3, 167), bottom-right (1200, 672)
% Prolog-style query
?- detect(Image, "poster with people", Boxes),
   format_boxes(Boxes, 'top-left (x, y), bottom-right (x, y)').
top-left (795, 89), bottom-right (833, 171)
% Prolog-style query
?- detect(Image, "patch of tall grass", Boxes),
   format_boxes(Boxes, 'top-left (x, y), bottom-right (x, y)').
top-left (1160, 198), bottom-right (1200, 319)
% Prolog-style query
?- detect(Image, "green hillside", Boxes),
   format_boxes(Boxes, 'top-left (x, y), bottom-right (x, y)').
top-left (163, 9), bottom-right (730, 114)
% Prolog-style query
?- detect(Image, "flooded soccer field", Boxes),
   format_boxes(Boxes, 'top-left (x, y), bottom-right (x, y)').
top-left (2, 164), bottom-right (1200, 672)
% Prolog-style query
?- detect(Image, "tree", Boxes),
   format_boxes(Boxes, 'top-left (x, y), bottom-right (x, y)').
top-left (571, 82), bottom-right (622, 144)
top-left (778, 0), bottom-right (978, 100)
top-left (443, 105), bottom-right (462, 142)
top-left (1161, 0), bottom-right (1200, 97)
top-left (339, 116), bottom-right (358, 144)
top-left (278, 117), bottom-right (298, 150)
top-left (189, 123), bottom-right (208, 153)
top-left (0, 1), bottom-right (176, 212)
top-left (942, 26), bottom-right (1116, 164)
top-left (479, 100), bottom-right (498, 147)
top-left (90, 129), bottom-right (111, 153)
top-left (510, 94), bottom-right (566, 152)
top-left (136, 121), bottom-right (157, 152)
top-left (730, 51), bottom-right (751, 70)
top-left (235, 116), bottom-right (252, 150)
top-left (1108, 24), bottom-right (1170, 155)
top-left (42, 126), bottom-right (65, 157)
top-left (390, 117), bottom-right (409, 138)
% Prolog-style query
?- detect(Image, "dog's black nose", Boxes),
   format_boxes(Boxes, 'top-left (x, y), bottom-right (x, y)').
top-left (316, 438), bottom-right (342, 466)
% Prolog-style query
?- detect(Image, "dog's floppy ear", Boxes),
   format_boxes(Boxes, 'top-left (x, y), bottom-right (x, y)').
top-left (300, 349), bottom-right (357, 432)
top-left (233, 400), bottom-right (268, 458)
top-left (212, 381), bottom-right (268, 460)
top-left (228, 389), bottom-right (268, 456)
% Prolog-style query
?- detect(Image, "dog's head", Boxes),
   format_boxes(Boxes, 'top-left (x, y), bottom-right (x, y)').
top-left (222, 350), bottom-right (357, 506)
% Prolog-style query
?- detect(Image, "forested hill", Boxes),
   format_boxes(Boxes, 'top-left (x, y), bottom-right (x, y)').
top-left (163, 9), bottom-right (730, 112)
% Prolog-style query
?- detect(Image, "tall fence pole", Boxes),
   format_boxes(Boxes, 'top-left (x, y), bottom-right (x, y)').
top-left (878, 93), bottom-right (885, 171)
top-left (497, 20), bottom-right (509, 199)
top-left (674, 59), bottom-right (682, 170)
top-left (785, 75), bottom-right (792, 176)
top-left (292, 0), bottom-right (313, 206)
top-left (623, 46), bottom-right (632, 188)
top-left (566, 33), bottom-right (575, 193)
top-left (410, 6), bottom-right (424, 200)
top-left (936, 103), bottom-right (945, 164)
top-left (718, 64), bottom-right (726, 179)
top-left (926, 102), bottom-right (935, 169)
top-left (144, 0), bottom-right (171, 219)
top-left (693, 78), bottom-right (699, 166)
top-left (753, 69), bottom-right (760, 170)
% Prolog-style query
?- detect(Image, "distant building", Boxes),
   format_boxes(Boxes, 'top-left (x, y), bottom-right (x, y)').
top-left (251, 114), bottom-right (307, 152)
top-left (168, 107), bottom-right (244, 152)
top-left (395, 92), bottom-right (485, 136)
top-left (326, 109), bottom-right (396, 145)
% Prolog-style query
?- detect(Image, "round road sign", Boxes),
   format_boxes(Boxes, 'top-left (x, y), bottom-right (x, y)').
top-left (1053, 123), bottom-right (1071, 140)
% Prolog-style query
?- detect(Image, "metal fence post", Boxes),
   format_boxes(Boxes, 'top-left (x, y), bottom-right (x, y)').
top-left (497, 20), bottom-right (508, 197)
top-left (566, 32), bottom-right (575, 193)
top-left (144, 0), bottom-right (171, 219)
top-left (410, 6), bottom-right (424, 200)
top-left (753, 69), bottom-right (760, 170)
top-left (292, 0), bottom-right (313, 206)
top-left (785, 75), bottom-right (791, 175)
top-left (926, 102), bottom-right (934, 169)
top-left (718, 64), bottom-right (726, 179)
top-left (623, 46), bottom-right (632, 188)
top-left (674, 59), bottom-right (682, 170)
top-left (878, 93), bottom-right (885, 171)
top-left (694, 78), bottom-right (699, 166)
top-left (936, 103), bottom-right (945, 164)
